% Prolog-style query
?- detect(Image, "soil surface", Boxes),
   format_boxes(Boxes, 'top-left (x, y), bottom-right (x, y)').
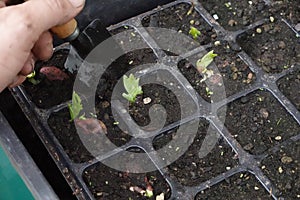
top-left (261, 140), bottom-right (300, 199)
top-left (153, 118), bottom-right (238, 186)
top-left (237, 21), bottom-right (300, 73)
top-left (219, 90), bottom-right (300, 155)
top-left (142, 3), bottom-right (216, 47)
top-left (201, 0), bottom-right (269, 31)
top-left (83, 156), bottom-right (171, 200)
top-left (277, 68), bottom-right (300, 111)
top-left (23, 50), bottom-right (74, 109)
top-left (195, 172), bottom-right (272, 199)
top-left (129, 84), bottom-right (181, 127)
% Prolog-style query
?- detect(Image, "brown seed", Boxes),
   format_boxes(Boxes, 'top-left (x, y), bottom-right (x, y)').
top-left (259, 108), bottom-right (269, 119)
top-left (228, 19), bottom-right (237, 26)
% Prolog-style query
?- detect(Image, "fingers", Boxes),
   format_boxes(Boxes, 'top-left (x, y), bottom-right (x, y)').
top-left (8, 75), bottom-right (26, 88)
top-left (19, 53), bottom-right (35, 76)
top-left (33, 31), bottom-right (53, 61)
top-left (0, 0), bottom-right (85, 92)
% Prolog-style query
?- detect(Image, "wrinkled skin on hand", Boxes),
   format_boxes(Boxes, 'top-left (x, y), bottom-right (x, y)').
top-left (0, 0), bottom-right (85, 91)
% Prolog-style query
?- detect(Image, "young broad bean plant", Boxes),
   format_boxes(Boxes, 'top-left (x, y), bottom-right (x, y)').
top-left (122, 74), bottom-right (143, 103)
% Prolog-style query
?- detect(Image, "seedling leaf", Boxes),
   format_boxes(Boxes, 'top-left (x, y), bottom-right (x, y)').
top-left (122, 74), bottom-right (143, 103)
top-left (189, 26), bottom-right (201, 39)
top-left (68, 91), bottom-right (84, 121)
top-left (196, 50), bottom-right (217, 73)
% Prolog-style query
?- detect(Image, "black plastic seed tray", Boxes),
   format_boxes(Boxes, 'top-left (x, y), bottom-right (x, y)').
top-left (10, 0), bottom-right (300, 199)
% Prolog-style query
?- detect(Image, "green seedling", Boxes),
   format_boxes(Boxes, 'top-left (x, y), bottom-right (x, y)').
top-left (189, 26), bottom-right (201, 39)
top-left (196, 50), bottom-right (218, 73)
top-left (26, 70), bottom-right (41, 85)
top-left (145, 189), bottom-right (153, 198)
top-left (122, 74), bottom-right (143, 103)
top-left (206, 87), bottom-right (214, 97)
top-left (68, 91), bottom-right (85, 121)
top-left (196, 50), bottom-right (217, 82)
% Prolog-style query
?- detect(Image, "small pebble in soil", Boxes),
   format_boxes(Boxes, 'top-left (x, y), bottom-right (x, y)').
top-left (275, 136), bottom-right (282, 141)
top-left (244, 143), bottom-right (254, 151)
top-left (102, 101), bottom-right (110, 108)
top-left (281, 156), bottom-right (293, 164)
top-left (214, 41), bottom-right (221, 46)
top-left (278, 41), bottom-right (286, 49)
top-left (213, 14), bottom-right (219, 20)
top-left (240, 96), bottom-right (249, 104)
top-left (278, 166), bottom-right (283, 174)
top-left (143, 97), bottom-right (152, 105)
top-left (156, 193), bottom-right (164, 200)
top-left (270, 16), bottom-right (275, 23)
top-left (256, 28), bottom-right (262, 34)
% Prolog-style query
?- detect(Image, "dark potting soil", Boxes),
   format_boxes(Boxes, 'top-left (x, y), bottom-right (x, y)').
top-left (201, 0), bottom-right (269, 31)
top-left (142, 3), bottom-right (216, 47)
top-left (237, 21), bottom-right (300, 73)
top-left (261, 140), bottom-right (300, 199)
top-left (277, 68), bottom-right (300, 111)
top-left (269, 0), bottom-right (300, 25)
top-left (48, 106), bottom-right (131, 163)
top-left (128, 84), bottom-right (181, 127)
top-left (23, 49), bottom-right (75, 109)
top-left (178, 41), bottom-right (255, 103)
top-left (219, 90), bottom-right (300, 155)
top-left (154, 118), bottom-right (238, 186)
top-left (82, 155), bottom-right (171, 200)
top-left (195, 172), bottom-right (272, 199)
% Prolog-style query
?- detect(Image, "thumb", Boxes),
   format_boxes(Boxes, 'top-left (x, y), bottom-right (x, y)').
top-left (22, 0), bottom-right (85, 33)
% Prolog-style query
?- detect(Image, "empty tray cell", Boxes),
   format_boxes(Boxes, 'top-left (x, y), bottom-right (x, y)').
top-left (153, 118), bottom-right (238, 187)
top-left (277, 68), bottom-right (300, 111)
top-left (142, 3), bottom-right (216, 47)
top-left (237, 21), bottom-right (300, 73)
top-left (201, 0), bottom-right (269, 31)
top-left (111, 26), bottom-right (154, 56)
top-left (22, 49), bottom-right (74, 109)
top-left (82, 149), bottom-right (171, 200)
top-left (195, 172), bottom-right (272, 199)
top-left (178, 41), bottom-right (255, 103)
top-left (261, 140), bottom-right (300, 199)
top-left (269, 0), bottom-right (300, 25)
top-left (219, 90), bottom-right (300, 155)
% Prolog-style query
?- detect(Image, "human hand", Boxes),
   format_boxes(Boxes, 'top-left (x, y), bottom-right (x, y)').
top-left (0, 0), bottom-right (85, 92)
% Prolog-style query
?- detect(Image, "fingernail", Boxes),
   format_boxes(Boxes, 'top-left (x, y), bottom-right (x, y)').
top-left (68, 0), bottom-right (85, 7)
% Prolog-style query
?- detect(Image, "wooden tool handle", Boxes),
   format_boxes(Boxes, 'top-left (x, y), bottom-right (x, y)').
top-left (50, 18), bottom-right (79, 40)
